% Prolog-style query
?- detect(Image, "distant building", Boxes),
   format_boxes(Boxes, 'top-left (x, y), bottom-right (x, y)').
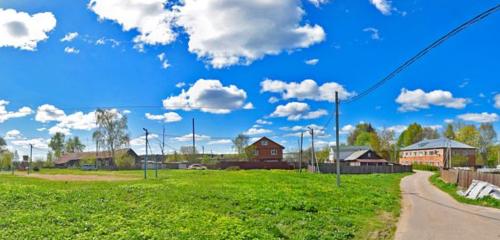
top-left (399, 138), bottom-right (476, 167)
top-left (246, 137), bottom-right (284, 162)
top-left (328, 146), bottom-right (388, 166)
top-left (55, 148), bottom-right (139, 169)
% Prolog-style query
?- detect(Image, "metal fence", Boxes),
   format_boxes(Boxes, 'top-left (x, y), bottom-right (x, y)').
top-left (440, 169), bottom-right (500, 188)
top-left (311, 163), bottom-right (412, 174)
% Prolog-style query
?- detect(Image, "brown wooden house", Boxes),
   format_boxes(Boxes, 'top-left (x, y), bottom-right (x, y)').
top-left (54, 148), bottom-right (139, 169)
top-left (246, 137), bottom-right (285, 162)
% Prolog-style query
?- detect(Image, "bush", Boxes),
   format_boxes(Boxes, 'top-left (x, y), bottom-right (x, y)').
top-left (225, 166), bottom-right (240, 171)
top-left (412, 164), bottom-right (439, 171)
top-left (33, 166), bottom-right (40, 172)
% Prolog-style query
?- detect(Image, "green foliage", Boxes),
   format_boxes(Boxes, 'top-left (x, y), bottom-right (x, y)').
top-left (355, 132), bottom-right (372, 146)
top-left (0, 152), bottom-right (13, 170)
top-left (49, 133), bottom-right (65, 158)
top-left (348, 123), bottom-right (376, 145)
top-left (398, 123), bottom-right (423, 147)
top-left (456, 125), bottom-right (480, 148)
top-left (82, 156), bottom-right (97, 165)
top-left (225, 166), bottom-right (240, 171)
top-left (430, 173), bottom-right (499, 209)
top-left (114, 153), bottom-right (135, 169)
top-left (244, 145), bottom-right (257, 160)
top-left (0, 170), bottom-right (408, 239)
top-left (316, 146), bottom-right (330, 163)
top-left (443, 124), bottom-right (456, 140)
top-left (232, 134), bottom-right (249, 156)
top-left (44, 151), bottom-right (55, 168)
top-left (65, 137), bottom-right (86, 153)
top-left (411, 164), bottom-right (438, 172)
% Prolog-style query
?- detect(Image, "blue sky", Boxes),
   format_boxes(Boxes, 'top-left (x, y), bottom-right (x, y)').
top-left (1, 0), bottom-right (499, 157)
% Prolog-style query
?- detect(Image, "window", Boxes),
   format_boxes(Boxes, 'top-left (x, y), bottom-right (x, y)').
top-left (271, 149), bottom-right (277, 155)
top-left (254, 150), bottom-right (259, 156)
top-left (261, 140), bottom-right (268, 146)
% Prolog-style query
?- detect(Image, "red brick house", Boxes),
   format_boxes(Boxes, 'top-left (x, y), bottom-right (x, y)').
top-left (247, 137), bottom-right (284, 162)
top-left (399, 138), bottom-right (476, 167)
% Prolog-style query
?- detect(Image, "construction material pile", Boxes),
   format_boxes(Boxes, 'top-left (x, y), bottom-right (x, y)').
top-left (458, 180), bottom-right (500, 200)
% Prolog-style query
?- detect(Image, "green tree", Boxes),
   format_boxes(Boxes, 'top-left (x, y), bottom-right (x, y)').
top-left (348, 123), bottom-right (376, 145)
top-left (422, 127), bottom-right (440, 139)
top-left (443, 124), bottom-right (456, 140)
top-left (316, 146), bottom-right (330, 163)
top-left (355, 132), bottom-right (372, 146)
top-left (65, 136), bottom-right (86, 153)
top-left (1, 151), bottom-right (13, 170)
top-left (114, 152), bottom-right (135, 169)
top-left (94, 109), bottom-right (130, 164)
top-left (398, 123), bottom-right (423, 147)
top-left (456, 125), bottom-right (480, 148)
top-left (0, 137), bottom-right (6, 152)
top-left (478, 123), bottom-right (497, 166)
top-left (232, 134), bottom-right (249, 158)
top-left (49, 133), bottom-right (65, 158)
top-left (244, 145), bottom-right (257, 160)
top-left (379, 129), bottom-right (395, 161)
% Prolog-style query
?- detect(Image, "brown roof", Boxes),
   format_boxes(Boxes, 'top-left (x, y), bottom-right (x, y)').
top-left (55, 148), bottom-right (136, 165)
top-left (249, 137), bottom-right (285, 149)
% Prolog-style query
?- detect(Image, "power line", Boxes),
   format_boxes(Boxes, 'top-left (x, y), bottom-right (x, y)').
top-left (344, 5), bottom-right (500, 104)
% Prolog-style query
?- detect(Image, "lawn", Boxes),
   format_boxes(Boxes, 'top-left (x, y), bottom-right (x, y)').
top-left (0, 170), bottom-right (407, 240)
top-left (429, 173), bottom-right (500, 209)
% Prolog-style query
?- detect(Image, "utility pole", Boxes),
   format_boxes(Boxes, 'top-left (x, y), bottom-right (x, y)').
top-left (335, 91), bottom-right (341, 187)
top-left (143, 128), bottom-right (149, 179)
top-left (308, 127), bottom-right (317, 173)
top-left (28, 144), bottom-right (33, 175)
top-left (192, 118), bottom-right (196, 162)
top-left (299, 132), bottom-right (303, 173)
top-left (95, 140), bottom-right (99, 170)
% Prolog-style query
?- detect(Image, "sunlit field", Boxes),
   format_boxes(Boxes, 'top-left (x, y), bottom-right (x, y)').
top-left (0, 170), bottom-right (407, 239)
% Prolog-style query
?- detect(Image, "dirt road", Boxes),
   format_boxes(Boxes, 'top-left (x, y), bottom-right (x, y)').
top-left (395, 171), bottom-right (500, 240)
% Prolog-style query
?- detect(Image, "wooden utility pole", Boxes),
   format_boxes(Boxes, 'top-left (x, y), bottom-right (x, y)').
top-left (308, 127), bottom-right (317, 173)
top-left (335, 91), bottom-right (341, 187)
top-left (299, 132), bottom-right (303, 173)
top-left (28, 144), bottom-right (33, 175)
top-left (143, 128), bottom-right (149, 179)
top-left (192, 118), bottom-right (196, 161)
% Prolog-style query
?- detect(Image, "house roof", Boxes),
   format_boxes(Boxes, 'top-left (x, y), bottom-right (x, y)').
top-left (249, 137), bottom-right (285, 149)
top-left (332, 146), bottom-right (370, 160)
top-left (55, 148), bottom-right (137, 165)
top-left (345, 150), bottom-right (370, 161)
top-left (401, 138), bottom-right (476, 151)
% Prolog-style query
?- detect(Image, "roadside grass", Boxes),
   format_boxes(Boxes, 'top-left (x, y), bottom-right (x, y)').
top-left (429, 173), bottom-right (500, 209)
top-left (0, 170), bottom-right (408, 240)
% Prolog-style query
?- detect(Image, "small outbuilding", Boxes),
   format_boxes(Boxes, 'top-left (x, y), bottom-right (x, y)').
top-left (329, 146), bottom-right (388, 166)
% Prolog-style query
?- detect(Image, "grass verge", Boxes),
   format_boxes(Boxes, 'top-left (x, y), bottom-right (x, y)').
top-left (429, 173), bottom-right (499, 209)
top-left (0, 170), bottom-right (408, 240)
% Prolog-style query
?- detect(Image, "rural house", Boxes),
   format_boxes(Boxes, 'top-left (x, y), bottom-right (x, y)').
top-left (55, 148), bottom-right (139, 169)
top-left (328, 146), bottom-right (388, 166)
top-left (246, 137), bottom-right (285, 162)
top-left (399, 138), bottom-right (476, 167)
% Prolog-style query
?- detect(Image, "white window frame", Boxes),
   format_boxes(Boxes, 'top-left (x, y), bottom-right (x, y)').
top-left (261, 140), bottom-right (268, 146)
top-left (271, 149), bottom-right (277, 156)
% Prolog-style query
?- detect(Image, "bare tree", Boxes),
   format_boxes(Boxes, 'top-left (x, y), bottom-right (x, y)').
top-left (94, 109), bottom-right (130, 164)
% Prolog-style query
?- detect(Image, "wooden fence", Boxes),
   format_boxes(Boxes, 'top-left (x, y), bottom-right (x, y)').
top-left (440, 169), bottom-right (500, 188)
top-left (311, 164), bottom-right (412, 174)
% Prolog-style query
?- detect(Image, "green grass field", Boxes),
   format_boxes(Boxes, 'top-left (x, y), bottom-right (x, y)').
top-left (0, 170), bottom-right (407, 240)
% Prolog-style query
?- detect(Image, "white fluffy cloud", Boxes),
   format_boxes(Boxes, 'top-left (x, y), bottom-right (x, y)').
top-left (0, 8), bottom-right (56, 51)
top-left (396, 88), bottom-right (469, 112)
top-left (458, 112), bottom-right (499, 123)
top-left (0, 100), bottom-right (33, 123)
top-left (175, 0), bottom-right (325, 68)
top-left (60, 32), bottom-right (78, 42)
top-left (386, 125), bottom-right (407, 134)
top-left (35, 104), bottom-right (97, 135)
top-left (11, 138), bottom-right (49, 150)
top-left (64, 46), bottom-right (79, 54)
top-left (305, 58), bottom-right (319, 65)
top-left (244, 127), bottom-right (272, 136)
top-left (340, 124), bottom-right (355, 135)
top-left (308, 0), bottom-right (328, 7)
top-left (207, 139), bottom-right (232, 145)
top-left (157, 52), bottom-right (171, 69)
top-left (281, 124), bottom-right (327, 137)
top-left (162, 79), bottom-right (248, 114)
top-left (175, 82), bottom-right (186, 88)
top-left (174, 133), bottom-right (211, 142)
top-left (145, 112), bottom-right (182, 123)
top-left (88, 0), bottom-right (176, 47)
top-left (261, 79), bottom-right (355, 102)
top-left (256, 119), bottom-right (272, 125)
top-left (4, 129), bottom-right (22, 140)
top-left (494, 94), bottom-right (500, 109)
top-left (363, 27), bottom-right (380, 40)
top-left (130, 134), bottom-right (159, 146)
top-left (369, 0), bottom-right (392, 15)
top-left (270, 102), bottom-right (327, 121)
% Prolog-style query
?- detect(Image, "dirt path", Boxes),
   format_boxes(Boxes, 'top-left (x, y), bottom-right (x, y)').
top-left (16, 173), bottom-right (138, 182)
top-left (395, 171), bottom-right (500, 240)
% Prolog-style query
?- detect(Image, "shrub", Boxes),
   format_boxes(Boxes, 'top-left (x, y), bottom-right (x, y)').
top-left (412, 164), bottom-right (439, 171)
top-left (225, 166), bottom-right (240, 171)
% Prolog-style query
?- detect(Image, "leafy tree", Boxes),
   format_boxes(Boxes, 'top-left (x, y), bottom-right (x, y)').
top-left (443, 124), bottom-right (456, 140)
top-left (422, 127), bottom-right (440, 140)
top-left (94, 109), bottom-right (130, 164)
top-left (379, 129), bottom-right (395, 161)
top-left (0, 137), bottom-right (6, 152)
top-left (354, 132), bottom-right (372, 146)
top-left (65, 137), bottom-right (86, 153)
top-left (114, 153), bottom-right (135, 169)
top-left (348, 123), bottom-right (376, 145)
top-left (316, 146), bottom-right (330, 163)
top-left (479, 123), bottom-right (497, 166)
top-left (244, 145), bottom-right (257, 160)
top-left (398, 123), bottom-right (423, 147)
top-left (44, 151), bottom-right (54, 168)
top-left (232, 134), bottom-right (249, 156)
top-left (0, 151), bottom-right (13, 170)
top-left (456, 125), bottom-right (480, 148)
top-left (180, 146), bottom-right (197, 162)
top-left (49, 133), bottom-right (65, 158)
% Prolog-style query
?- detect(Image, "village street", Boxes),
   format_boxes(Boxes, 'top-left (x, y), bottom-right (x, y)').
top-left (396, 171), bottom-right (500, 240)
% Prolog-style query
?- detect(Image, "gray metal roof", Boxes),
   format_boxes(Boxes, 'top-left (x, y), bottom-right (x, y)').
top-left (331, 146), bottom-right (370, 161)
top-left (401, 138), bottom-right (475, 151)
top-left (345, 150), bottom-right (370, 161)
